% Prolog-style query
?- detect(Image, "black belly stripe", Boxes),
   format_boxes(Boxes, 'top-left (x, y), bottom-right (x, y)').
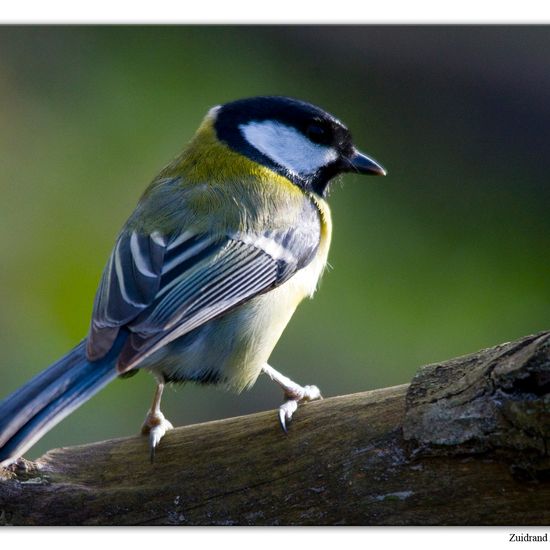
top-left (162, 368), bottom-right (223, 385)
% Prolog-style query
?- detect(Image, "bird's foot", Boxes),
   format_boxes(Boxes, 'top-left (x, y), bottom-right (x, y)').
top-left (141, 410), bottom-right (173, 462)
top-left (261, 364), bottom-right (323, 433)
top-left (278, 384), bottom-right (322, 433)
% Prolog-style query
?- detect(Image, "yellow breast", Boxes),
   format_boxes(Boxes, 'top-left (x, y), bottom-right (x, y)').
top-left (220, 195), bottom-right (332, 390)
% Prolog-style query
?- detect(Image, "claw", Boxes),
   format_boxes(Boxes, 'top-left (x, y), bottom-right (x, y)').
top-left (279, 408), bottom-right (288, 434)
top-left (142, 413), bottom-right (173, 463)
top-left (148, 424), bottom-right (170, 463)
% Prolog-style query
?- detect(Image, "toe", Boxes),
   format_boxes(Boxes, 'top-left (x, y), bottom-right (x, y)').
top-left (148, 421), bottom-right (172, 463)
top-left (149, 426), bottom-right (163, 449)
top-left (302, 385), bottom-right (322, 402)
top-left (278, 400), bottom-right (298, 433)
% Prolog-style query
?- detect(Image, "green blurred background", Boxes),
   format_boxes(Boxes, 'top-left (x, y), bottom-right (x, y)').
top-left (0, 26), bottom-right (548, 459)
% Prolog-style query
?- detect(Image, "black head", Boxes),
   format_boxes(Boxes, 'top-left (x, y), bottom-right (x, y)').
top-left (213, 96), bottom-right (386, 196)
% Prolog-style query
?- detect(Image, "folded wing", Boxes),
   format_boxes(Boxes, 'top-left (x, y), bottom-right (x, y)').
top-left (87, 206), bottom-right (321, 371)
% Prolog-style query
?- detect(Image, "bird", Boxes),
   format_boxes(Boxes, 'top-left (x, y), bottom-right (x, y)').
top-left (0, 96), bottom-right (385, 466)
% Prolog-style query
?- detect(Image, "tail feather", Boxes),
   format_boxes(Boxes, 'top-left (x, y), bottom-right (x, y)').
top-left (0, 336), bottom-right (124, 467)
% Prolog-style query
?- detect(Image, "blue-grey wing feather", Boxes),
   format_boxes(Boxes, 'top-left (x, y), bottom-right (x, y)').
top-left (87, 231), bottom-right (167, 359)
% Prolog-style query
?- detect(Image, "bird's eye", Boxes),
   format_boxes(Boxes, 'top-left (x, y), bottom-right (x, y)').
top-left (306, 123), bottom-right (331, 145)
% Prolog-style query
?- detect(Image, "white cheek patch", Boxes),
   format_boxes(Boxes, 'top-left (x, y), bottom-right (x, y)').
top-left (240, 120), bottom-right (338, 176)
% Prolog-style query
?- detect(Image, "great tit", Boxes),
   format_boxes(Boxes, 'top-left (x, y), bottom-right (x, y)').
top-left (0, 96), bottom-right (385, 466)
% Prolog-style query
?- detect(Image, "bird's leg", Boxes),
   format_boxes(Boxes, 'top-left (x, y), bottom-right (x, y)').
top-left (141, 382), bottom-right (173, 462)
top-left (262, 363), bottom-right (322, 433)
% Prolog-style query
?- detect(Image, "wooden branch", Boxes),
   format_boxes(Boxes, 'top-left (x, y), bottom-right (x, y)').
top-left (1, 331), bottom-right (549, 526)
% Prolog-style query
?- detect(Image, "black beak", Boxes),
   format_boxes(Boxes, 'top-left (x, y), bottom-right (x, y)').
top-left (345, 148), bottom-right (387, 176)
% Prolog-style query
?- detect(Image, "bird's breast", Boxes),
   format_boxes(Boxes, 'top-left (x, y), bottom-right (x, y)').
top-left (219, 195), bottom-right (333, 387)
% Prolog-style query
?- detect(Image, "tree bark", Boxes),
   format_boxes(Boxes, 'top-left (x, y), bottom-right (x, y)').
top-left (1, 331), bottom-right (549, 526)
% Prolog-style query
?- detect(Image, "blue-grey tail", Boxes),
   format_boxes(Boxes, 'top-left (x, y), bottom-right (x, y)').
top-left (0, 337), bottom-right (123, 467)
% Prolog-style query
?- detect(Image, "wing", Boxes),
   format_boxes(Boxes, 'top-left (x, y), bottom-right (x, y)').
top-left (87, 230), bottom-right (167, 360)
top-left (87, 205), bottom-right (321, 371)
